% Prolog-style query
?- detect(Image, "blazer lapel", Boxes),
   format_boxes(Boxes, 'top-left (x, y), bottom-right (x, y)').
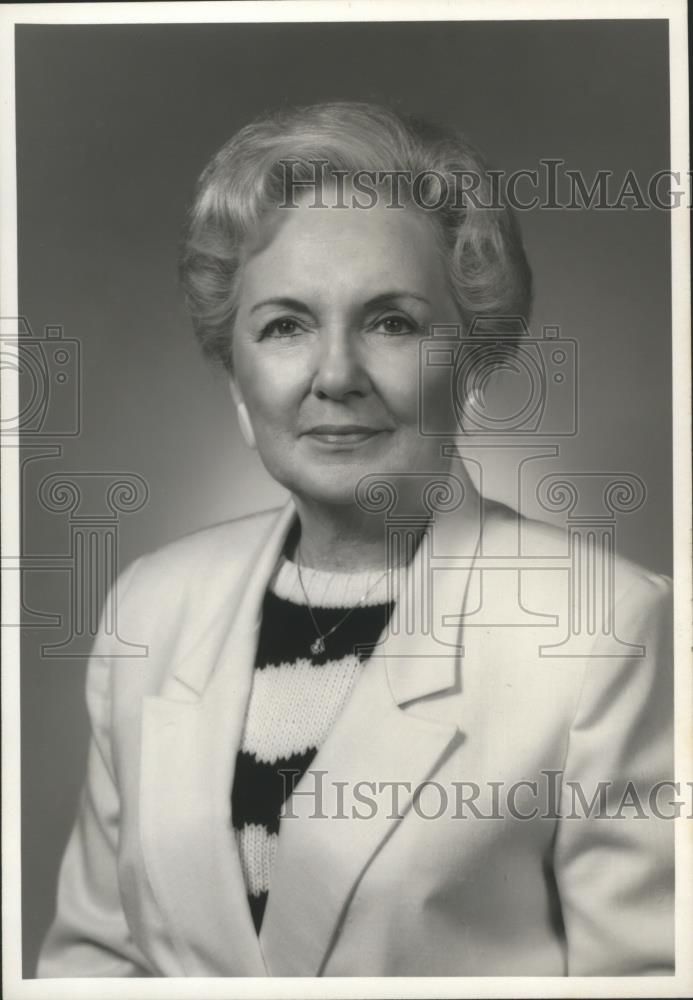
top-left (139, 501), bottom-right (296, 976)
top-left (258, 649), bottom-right (461, 977)
top-left (260, 474), bottom-right (483, 976)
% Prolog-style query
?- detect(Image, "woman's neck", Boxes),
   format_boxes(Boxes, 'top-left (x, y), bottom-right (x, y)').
top-left (288, 498), bottom-right (415, 573)
top-left (288, 457), bottom-right (473, 573)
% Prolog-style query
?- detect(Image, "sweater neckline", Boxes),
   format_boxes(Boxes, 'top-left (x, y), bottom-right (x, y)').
top-left (268, 554), bottom-right (395, 609)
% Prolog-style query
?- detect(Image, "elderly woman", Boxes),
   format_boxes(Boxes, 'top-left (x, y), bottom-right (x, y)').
top-left (38, 102), bottom-right (673, 978)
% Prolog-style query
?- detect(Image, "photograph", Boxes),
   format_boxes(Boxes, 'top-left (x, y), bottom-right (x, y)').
top-left (1, 2), bottom-right (691, 997)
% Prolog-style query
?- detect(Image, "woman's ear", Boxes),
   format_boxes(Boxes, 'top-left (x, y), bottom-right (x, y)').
top-left (227, 378), bottom-right (257, 450)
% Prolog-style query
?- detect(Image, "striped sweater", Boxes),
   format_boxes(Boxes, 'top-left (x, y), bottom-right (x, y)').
top-left (230, 554), bottom-right (395, 933)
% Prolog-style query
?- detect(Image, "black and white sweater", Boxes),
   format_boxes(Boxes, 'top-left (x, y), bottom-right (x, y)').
top-left (230, 555), bottom-right (395, 933)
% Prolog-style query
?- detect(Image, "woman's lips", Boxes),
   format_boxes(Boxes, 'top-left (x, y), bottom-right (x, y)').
top-left (304, 425), bottom-right (384, 446)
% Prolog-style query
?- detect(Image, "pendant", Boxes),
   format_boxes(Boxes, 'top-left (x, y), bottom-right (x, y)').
top-left (310, 636), bottom-right (326, 655)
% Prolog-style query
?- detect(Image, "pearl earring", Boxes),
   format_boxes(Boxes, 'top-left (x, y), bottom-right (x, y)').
top-left (236, 402), bottom-right (256, 449)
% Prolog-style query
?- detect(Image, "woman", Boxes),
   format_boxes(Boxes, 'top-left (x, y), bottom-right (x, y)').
top-left (38, 102), bottom-right (673, 978)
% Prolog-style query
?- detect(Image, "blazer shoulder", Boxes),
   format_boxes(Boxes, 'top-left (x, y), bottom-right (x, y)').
top-left (128, 504), bottom-right (283, 582)
top-left (483, 500), bottom-right (670, 603)
top-left (96, 505), bottom-right (287, 695)
top-left (136, 507), bottom-right (281, 572)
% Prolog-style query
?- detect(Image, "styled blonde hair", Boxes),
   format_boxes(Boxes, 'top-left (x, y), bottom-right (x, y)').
top-left (179, 101), bottom-right (532, 371)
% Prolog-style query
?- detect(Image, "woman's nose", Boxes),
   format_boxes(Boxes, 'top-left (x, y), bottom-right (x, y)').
top-left (311, 327), bottom-right (371, 400)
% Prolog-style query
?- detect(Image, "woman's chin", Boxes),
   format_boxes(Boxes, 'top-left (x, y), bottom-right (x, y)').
top-left (284, 466), bottom-right (386, 508)
top-left (293, 477), bottom-right (369, 507)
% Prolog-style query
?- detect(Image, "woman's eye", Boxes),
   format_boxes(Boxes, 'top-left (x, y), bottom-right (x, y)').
top-left (375, 315), bottom-right (416, 336)
top-left (261, 317), bottom-right (301, 338)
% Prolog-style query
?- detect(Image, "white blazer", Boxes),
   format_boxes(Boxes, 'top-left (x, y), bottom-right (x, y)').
top-left (38, 480), bottom-right (674, 978)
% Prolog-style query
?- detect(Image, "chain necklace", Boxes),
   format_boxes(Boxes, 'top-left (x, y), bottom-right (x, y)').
top-left (295, 545), bottom-right (395, 657)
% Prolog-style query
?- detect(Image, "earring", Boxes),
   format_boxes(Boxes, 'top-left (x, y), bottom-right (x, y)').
top-left (236, 402), bottom-right (256, 449)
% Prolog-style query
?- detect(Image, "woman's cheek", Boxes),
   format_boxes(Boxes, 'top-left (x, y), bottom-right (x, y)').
top-left (369, 348), bottom-right (420, 418)
top-left (240, 360), bottom-right (302, 422)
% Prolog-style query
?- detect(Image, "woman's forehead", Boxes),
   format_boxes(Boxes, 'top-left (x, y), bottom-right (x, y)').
top-left (239, 199), bottom-right (447, 304)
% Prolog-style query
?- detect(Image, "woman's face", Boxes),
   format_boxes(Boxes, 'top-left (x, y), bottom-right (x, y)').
top-left (230, 196), bottom-right (460, 506)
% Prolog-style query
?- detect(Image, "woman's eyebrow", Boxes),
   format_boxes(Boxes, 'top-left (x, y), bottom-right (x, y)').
top-left (363, 291), bottom-right (431, 309)
top-left (250, 297), bottom-right (312, 314)
top-left (249, 291), bottom-right (431, 316)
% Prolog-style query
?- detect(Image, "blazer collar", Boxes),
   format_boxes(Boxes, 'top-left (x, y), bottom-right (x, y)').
top-left (379, 467), bottom-right (483, 706)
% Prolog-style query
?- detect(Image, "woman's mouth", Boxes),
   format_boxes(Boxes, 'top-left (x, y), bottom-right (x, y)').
top-left (304, 424), bottom-right (384, 446)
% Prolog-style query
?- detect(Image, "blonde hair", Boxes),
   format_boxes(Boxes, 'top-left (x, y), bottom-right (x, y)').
top-left (179, 101), bottom-right (532, 371)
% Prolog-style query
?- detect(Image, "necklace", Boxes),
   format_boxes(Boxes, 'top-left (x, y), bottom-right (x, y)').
top-left (295, 546), bottom-right (395, 656)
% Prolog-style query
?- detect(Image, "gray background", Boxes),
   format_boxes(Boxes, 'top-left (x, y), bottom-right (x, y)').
top-left (16, 19), bottom-right (671, 975)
